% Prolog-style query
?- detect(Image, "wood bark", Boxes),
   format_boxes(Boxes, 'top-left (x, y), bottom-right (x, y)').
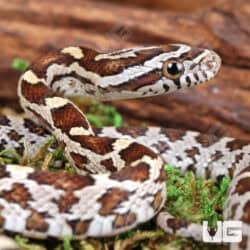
top-left (0, 0), bottom-right (249, 139)
top-left (97, 0), bottom-right (220, 12)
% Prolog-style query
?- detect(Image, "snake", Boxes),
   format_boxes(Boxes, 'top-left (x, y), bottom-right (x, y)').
top-left (0, 44), bottom-right (249, 250)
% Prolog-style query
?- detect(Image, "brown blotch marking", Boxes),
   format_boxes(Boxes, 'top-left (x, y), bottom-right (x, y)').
top-left (228, 164), bottom-right (237, 179)
top-left (0, 139), bottom-right (7, 151)
top-left (0, 165), bottom-right (10, 178)
top-left (100, 158), bottom-right (116, 172)
top-left (15, 144), bottom-right (25, 156)
top-left (156, 165), bottom-right (166, 182)
top-left (30, 51), bottom-right (76, 78)
top-left (230, 203), bottom-right (239, 219)
top-left (226, 139), bottom-right (249, 151)
top-left (1, 183), bottom-right (31, 208)
top-left (113, 212), bottom-right (137, 229)
top-left (29, 170), bottom-right (95, 191)
top-left (236, 165), bottom-right (250, 177)
top-left (185, 147), bottom-right (200, 159)
top-left (110, 163), bottom-right (150, 182)
top-left (195, 133), bottom-right (220, 147)
top-left (98, 188), bottom-right (129, 216)
top-left (153, 191), bottom-right (163, 210)
top-left (186, 164), bottom-right (196, 173)
top-left (0, 116), bottom-right (10, 126)
top-left (23, 118), bottom-right (49, 136)
top-left (58, 191), bottom-right (79, 213)
top-left (234, 152), bottom-right (245, 165)
top-left (120, 142), bottom-right (156, 164)
top-left (152, 141), bottom-right (170, 154)
top-left (167, 218), bottom-right (188, 232)
top-left (205, 167), bottom-right (213, 180)
top-left (70, 152), bottom-right (89, 166)
top-left (68, 219), bottom-right (90, 235)
top-left (26, 210), bottom-right (49, 232)
top-left (161, 128), bottom-right (186, 142)
top-left (21, 81), bottom-right (51, 104)
top-left (242, 201), bottom-right (250, 223)
top-left (210, 150), bottom-right (224, 162)
top-left (72, 136), bottom-right (115, 155)
top-left (83, 47), bottom-right (164, 77)
top-left (116, 127), bottom-right (148, 138)
top-left (51, 103), bottom-right (90, 133)
top-left (7, 130), bottom-right (23, 141)
top-left (232, 177), bottom-right (250, 195)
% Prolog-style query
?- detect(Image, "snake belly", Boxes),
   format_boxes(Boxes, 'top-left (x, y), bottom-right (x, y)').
top-left (2, 44), bottom-right (248, 250)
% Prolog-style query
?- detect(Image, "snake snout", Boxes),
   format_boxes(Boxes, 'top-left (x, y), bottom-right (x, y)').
top-left (180, 48), bottom-right (221, 88)
top-left (201, 50), bottom-right (221, 78)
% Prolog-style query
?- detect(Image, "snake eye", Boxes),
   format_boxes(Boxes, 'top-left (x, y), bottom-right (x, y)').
top-left (163, 60), bottom-right (184, 79)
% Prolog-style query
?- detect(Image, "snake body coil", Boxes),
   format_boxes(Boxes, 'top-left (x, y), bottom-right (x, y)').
top-left (0, 44), bottom-right (248, 250)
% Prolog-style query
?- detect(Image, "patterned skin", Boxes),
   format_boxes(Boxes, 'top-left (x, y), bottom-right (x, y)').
top-left (2, 45), bottom-right (248, 250)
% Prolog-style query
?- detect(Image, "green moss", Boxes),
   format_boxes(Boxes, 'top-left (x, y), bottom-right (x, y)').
top-left (0, 148), bottom-right (22, 164)
top-left (62, 236), bottom-right (74, 250)
top-left (86, 101), bottom-right (123, 127)
top-left (165, 165), bottom-right (230, 228)
top-left (15, 235), bottom-right (46, 250)
top-left (11, 58), bottom-right (30, 71)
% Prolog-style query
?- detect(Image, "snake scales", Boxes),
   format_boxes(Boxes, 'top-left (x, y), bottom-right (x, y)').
top-left (0, 44), bottom-right (249, 250)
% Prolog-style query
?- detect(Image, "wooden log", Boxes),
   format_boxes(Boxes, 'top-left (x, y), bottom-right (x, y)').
top-left (99, 0), bottom-right (220, 12)
top-left (0, 0), bottom-right (249, 139)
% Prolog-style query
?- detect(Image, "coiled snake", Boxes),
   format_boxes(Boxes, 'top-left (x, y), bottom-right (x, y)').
top-left (0, 44), bottom-right (249, 250)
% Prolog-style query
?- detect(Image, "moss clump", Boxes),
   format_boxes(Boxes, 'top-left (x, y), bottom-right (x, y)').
top-left (11, 58), bottom-right (30, 71)
top-left (165, 165), bottom-right (230, 228)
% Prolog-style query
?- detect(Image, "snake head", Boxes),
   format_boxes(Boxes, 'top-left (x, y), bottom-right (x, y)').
top-left (160, 44), bottom-right (221, 91)
top-left (97, 44), bottom-right (221, 100)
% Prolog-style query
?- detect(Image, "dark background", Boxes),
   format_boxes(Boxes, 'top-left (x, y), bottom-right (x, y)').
top-left (0, 0), bottom-right (249, 139)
